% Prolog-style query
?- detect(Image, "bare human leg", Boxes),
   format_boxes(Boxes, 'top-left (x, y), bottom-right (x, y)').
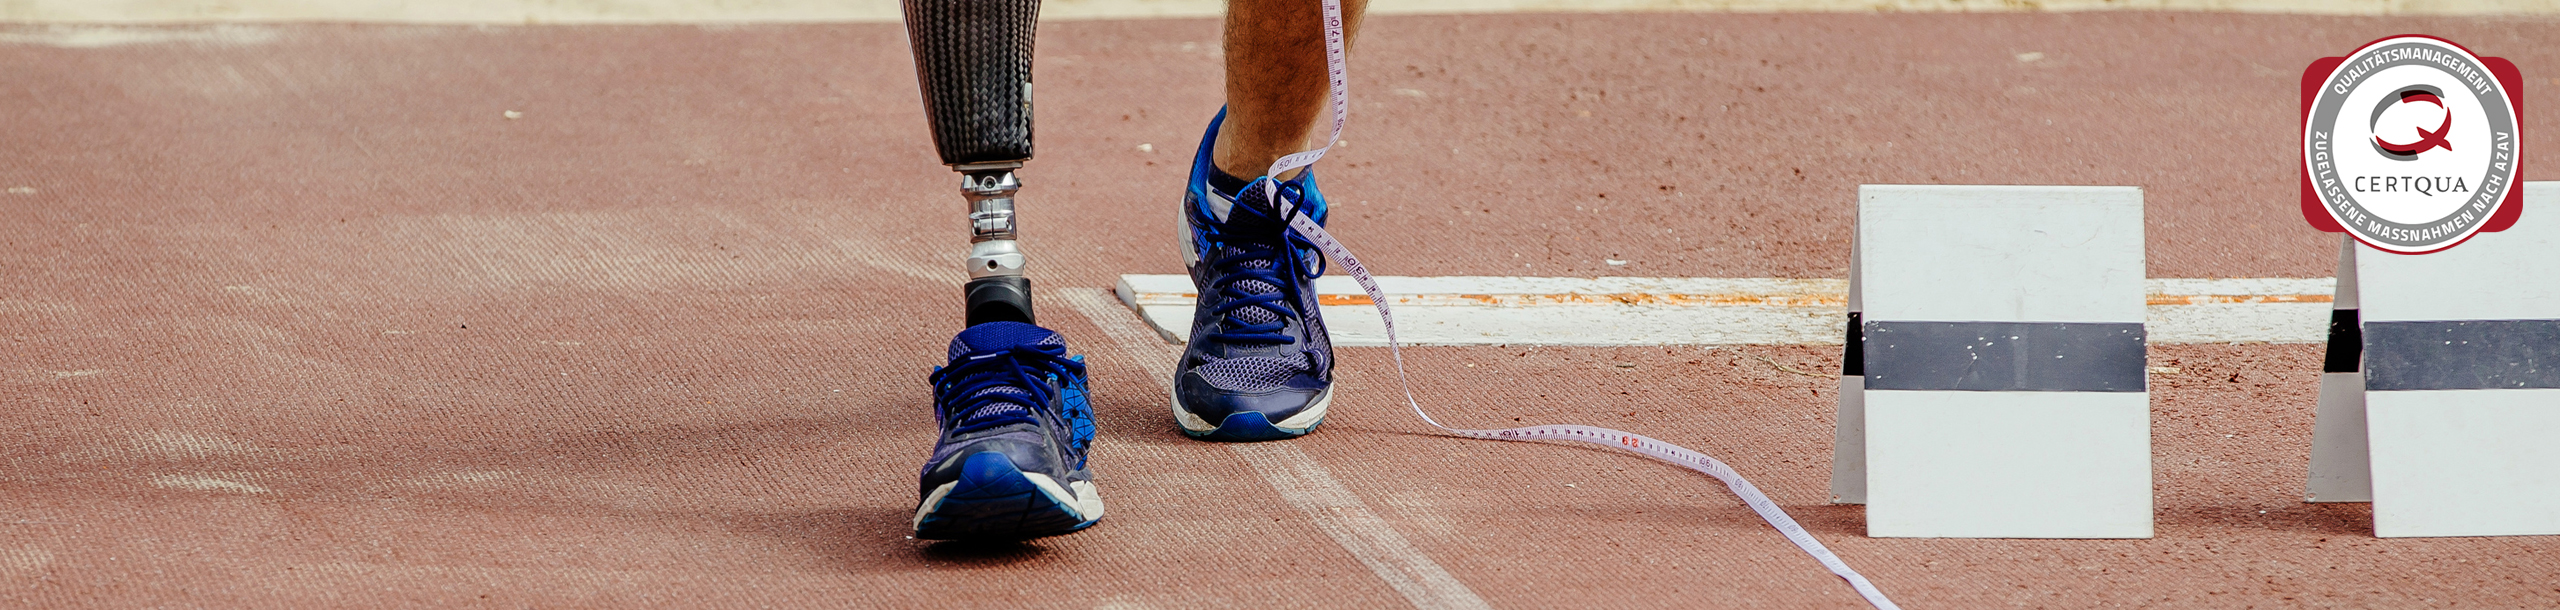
top-left (1213, 0), bottom-right (1368, 181)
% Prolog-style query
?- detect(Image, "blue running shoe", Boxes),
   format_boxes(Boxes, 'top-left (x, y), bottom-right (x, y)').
top-left (1172, 109), bottom-right (1336, 442)
top-left (913, 322), bottom-right (1104, 540)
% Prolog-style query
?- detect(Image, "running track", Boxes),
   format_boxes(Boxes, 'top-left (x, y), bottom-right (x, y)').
top-left (3, 12), bottom-right (2558, 608)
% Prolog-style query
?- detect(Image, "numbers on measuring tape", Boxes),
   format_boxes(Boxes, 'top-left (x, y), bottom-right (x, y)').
top-left (1259, 3), bottom-right (1900, 608)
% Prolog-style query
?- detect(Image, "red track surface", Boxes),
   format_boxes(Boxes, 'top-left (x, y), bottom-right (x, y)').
top-left (4, 13), bottom-right (2558, 608)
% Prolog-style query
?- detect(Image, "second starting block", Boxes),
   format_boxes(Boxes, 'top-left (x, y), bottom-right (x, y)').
top-left (2307, 182), bottom-right (2560, 538)
top-left (1832, 185), bottom-right (2154, 539)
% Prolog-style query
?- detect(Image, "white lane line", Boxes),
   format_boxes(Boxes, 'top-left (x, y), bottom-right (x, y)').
top-left (1063, 289), bottom-right (1490, 610)
top-left (1237, 442), bottom-right (1491, 610)
top-left (1119, 274), bottom-right (2340, 346)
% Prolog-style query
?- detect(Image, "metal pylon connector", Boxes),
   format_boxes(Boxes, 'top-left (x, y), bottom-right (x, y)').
top-left (954, 163), bottom-right (1034, 326)
top-left (960, 166), bottom-right (1026, 280)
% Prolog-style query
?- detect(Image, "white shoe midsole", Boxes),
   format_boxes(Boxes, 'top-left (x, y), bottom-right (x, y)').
top-left (912, 470), bottom-right (1105, 529)
top-left (1172, 386), bottom-right (1333, 432)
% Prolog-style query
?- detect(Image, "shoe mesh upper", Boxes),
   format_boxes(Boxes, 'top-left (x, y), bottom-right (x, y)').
top-left (1302, 291), bottom-right (1332, 371)
top-left (1193, 183), bottom-right (1322, 389)
top-left (1213, 244), bottom-right (1287, 327)
top-left (944, 323), bottom-right (1068, 428)
top-left (1195, 355), bottom-right (1305, 392)
top-left (948, 322), bottom-right (1065, 360)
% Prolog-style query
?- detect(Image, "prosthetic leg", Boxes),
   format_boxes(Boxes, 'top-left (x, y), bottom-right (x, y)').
top-left (904, 0), bottom-right (1043, 327)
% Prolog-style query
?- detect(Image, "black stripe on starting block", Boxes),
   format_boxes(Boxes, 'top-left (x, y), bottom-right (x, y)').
top-left (1842, 311), bottom-right (1864, 376)
top-left (2363, 319), bottom-right (2560, 391)
top-left (1862, 321), bottom-right (2148, 392)
top-left (2322, 309), bottom-right (2362, 374)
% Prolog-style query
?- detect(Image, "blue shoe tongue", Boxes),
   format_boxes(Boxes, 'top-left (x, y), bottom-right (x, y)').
top-left (945, 322), bottom-right (1066, 430)
top-left (1202, 185), bottom-right (1301, 331)
top-left (949, 321), bottom-right (1065, 360)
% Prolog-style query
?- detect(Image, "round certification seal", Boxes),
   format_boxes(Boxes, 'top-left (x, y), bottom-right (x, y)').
top-left (2303, 36), bottom-right (2521, 254)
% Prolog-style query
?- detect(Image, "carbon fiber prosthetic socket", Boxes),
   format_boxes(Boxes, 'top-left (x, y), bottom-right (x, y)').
top-left (903, 0), bottom-right (1039, 165)
top-left (903, 0), bottom-right (1043, 326)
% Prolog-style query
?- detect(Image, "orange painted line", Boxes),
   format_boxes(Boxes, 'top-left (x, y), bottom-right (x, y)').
top-left (2144, 294), bottom-right (2334, 305)
top-left (1145, 293), bottom-right (1851, 306)
top-left (1313, 293), bottom-right (1852, 306)
top-left (1142, 292), bottom-right (2332, 307)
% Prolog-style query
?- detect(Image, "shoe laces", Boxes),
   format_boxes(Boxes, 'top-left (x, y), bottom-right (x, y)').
top-left (929, 342), bottom-right (1086, 437)
top-left (1199, 177), bottom-right (1329, 345)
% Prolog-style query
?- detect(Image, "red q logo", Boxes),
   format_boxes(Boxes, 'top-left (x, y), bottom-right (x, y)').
top-left (2372, 87), bottom-right (2453, 158)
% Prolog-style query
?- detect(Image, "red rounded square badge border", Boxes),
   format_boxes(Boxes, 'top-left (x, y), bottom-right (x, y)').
top-left (2300, 38), bottom-right (2525, 244)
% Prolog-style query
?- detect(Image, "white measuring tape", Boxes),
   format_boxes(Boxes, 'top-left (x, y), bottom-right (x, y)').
top-left (1253, 1), bottom-right (1899, 607)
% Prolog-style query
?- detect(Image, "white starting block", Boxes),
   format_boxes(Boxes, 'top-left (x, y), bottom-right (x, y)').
top-left (2306, 182), bottom-right (2560, 538)
top-left (1831, 185), bottom-right (2154, 539)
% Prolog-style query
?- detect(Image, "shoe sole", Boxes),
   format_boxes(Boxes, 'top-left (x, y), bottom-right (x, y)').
top-left (912, 452), bottom-right (1104, 540)
top-left (1172, 385), bottom-right (1332, 442)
